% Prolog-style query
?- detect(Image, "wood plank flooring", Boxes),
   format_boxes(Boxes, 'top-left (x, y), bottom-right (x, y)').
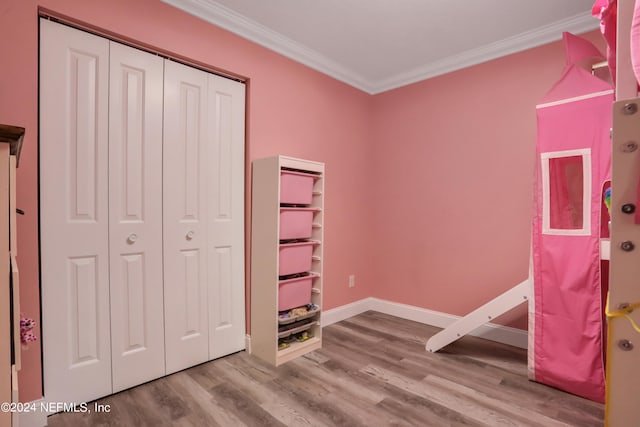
top-left (47, 311), bottom-right (604, 426)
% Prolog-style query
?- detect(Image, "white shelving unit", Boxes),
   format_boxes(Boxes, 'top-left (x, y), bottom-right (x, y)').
top-left (250, 156), bottom-right (324, 366)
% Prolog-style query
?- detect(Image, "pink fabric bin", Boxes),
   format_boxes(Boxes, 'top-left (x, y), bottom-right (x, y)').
top-left (280, 170), bottom-right (316, 205)
top-left (278, 274), bottom-right (317, 311)
top-left (279, 208), bottom-right (317, 240)
top-left (279, 241), bottom-right (317, 276)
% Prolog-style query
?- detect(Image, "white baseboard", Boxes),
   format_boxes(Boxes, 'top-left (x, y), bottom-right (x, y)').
top-left (245, 334), bottom-right (252, 354)
top-left (322, 297), bottom-right (527, 349)
top-left (322, 298), bottom-right (371, 326)
top-left (18, 398), bottom-right (48, 427)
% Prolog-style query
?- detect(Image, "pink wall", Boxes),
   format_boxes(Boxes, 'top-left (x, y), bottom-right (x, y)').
top-left (1, 0), bottom-right (374, 402)
top-left (370, 30), bottom-right (606, 329)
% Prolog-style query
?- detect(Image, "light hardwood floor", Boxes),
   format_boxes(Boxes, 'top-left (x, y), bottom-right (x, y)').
top-left (47, 311), bottom-right (604, 426)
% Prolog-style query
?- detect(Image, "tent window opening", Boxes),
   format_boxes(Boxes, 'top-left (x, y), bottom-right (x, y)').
top-left (550, 155), bottom-right (583, 229)
top-left (541, 149), bottom-right (591, 235)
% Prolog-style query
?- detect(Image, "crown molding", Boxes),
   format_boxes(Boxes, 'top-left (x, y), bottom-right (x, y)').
top-left (162, 0), bottom-right (600, 95)
top-left (371, 12), bottom-right (601, 94)
top-left (161, 0), bottom-right (375, 92)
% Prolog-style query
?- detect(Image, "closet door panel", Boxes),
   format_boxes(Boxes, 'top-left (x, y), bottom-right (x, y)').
top-left (163, 60), bottom-right (209, 374)
top-left (207, 75), bottom-right (246, 358)
top-left (40, 19), bottom-right (112, 404)
top-left (108, 42), bottom-right (165, 392)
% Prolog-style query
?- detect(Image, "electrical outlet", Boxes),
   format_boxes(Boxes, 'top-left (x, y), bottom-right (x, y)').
top-left (348, 274), bottom-right (355, 288)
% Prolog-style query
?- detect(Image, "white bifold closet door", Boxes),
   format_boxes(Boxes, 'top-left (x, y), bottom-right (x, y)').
top-left (163, 60), bottom-right (246, 374)
top-left (40, 19), bottom-right (246, 405)
top-left (163, 61), bottom-right (209, 374)
top-left (40, 19), bottom-right (112, 405)
top-left (205, 73), bottom-right (247, 360)
top-left (108, 42), bottom-right (165, 393)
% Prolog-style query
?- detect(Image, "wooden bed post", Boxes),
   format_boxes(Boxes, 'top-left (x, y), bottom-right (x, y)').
top-left (606, 0), bottom-right (640, 425)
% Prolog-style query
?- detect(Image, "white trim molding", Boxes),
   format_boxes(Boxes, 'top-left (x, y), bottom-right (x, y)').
top-left (536, 89), bottom-right (614, 109)
top-left (540, 148), bottom-right (592, 236)
top-left (244, 334), bottom-right (252, 354)
top-left (323, 297), bottom-right (528, 349)
top-left (374, 12), bottom-right (599, 94)
top-left (322, 298), bottom-right (372, 327)
top-left (161, 0), bottom-right (373, 92)
top-left (160, 0), bottom-right (599, 94)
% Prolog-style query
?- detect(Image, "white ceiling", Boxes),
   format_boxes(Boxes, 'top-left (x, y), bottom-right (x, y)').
top-left (162, 0), bottom-right (599, 94)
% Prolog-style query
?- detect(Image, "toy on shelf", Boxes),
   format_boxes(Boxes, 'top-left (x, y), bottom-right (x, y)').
top-left (276, 303), bottom-right (319, 350)
top-left (278, 303), bottom-right (319, 325)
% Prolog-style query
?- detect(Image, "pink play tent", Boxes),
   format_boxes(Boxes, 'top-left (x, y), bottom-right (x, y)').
top-left (530, 32), bottom-right (613, 403)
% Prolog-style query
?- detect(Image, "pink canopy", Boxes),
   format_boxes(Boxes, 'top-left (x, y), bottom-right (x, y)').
top-left (530, 33), bottom-right (612, 403)
top-left (593, 0), bottom-right (617, 84)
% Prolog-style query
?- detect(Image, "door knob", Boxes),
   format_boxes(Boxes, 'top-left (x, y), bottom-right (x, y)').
top-left (186, 230), bottom-right (195, 240)
top-left (127, 233), bottom-right (138, 244)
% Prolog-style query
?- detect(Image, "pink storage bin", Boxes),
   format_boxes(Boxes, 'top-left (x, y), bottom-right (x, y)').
top-left (279, 207), bottom-right (318, 240)
top-left (280, 170), bottom-right (316, 205)
top-left (279, 241), bottom-right (318, 276)
top-left (278, 274), bottom-right (318, 311)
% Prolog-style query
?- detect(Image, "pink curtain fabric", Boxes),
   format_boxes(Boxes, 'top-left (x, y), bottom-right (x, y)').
top-left (563, 30), bottom-right (605, 66)
top-left (593, 0), bottom-right (617, 84)
top-left (532, 33), bottom-right (612, 403)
